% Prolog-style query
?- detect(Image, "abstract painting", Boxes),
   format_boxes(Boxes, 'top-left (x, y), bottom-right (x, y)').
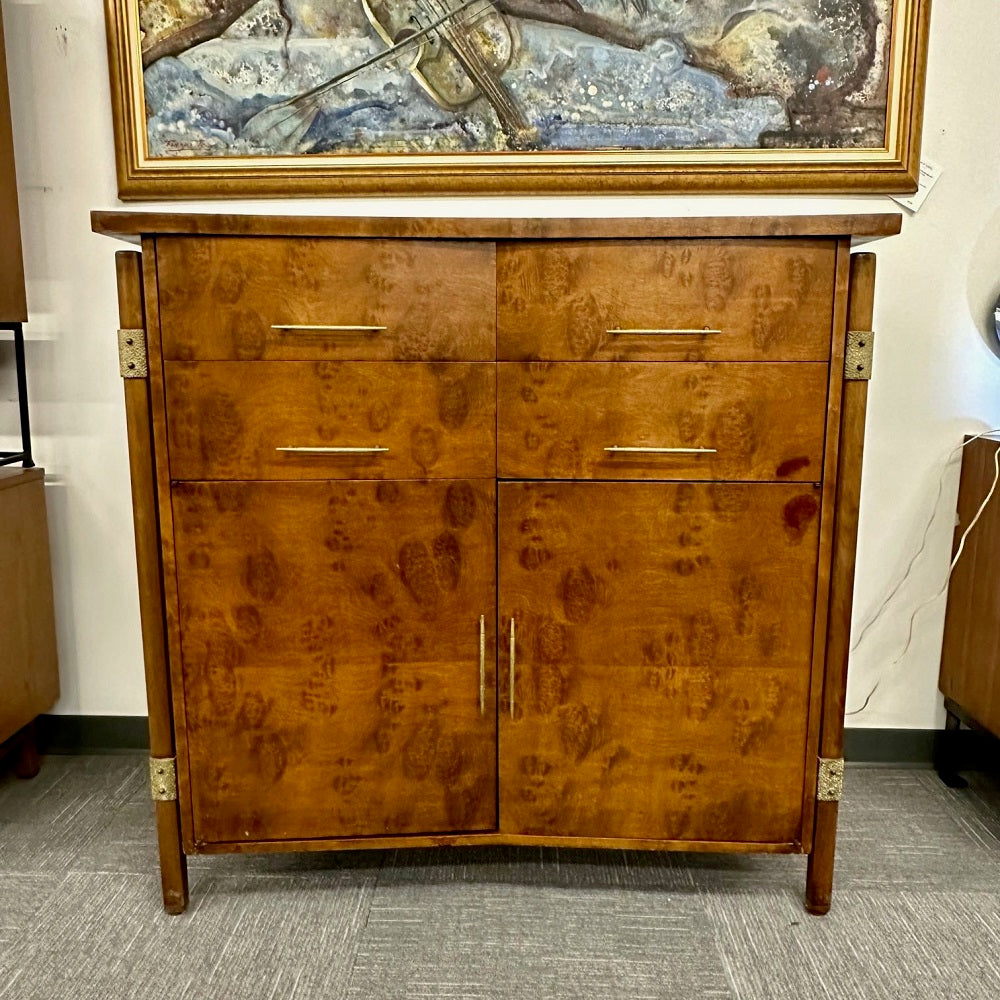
top-left (105, 0), bottom-right (931, 196)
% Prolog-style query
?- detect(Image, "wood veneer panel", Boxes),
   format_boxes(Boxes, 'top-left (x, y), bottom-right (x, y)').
top-left (92, 212), bottom-right (903, 242)
top-left (498, 240), bottom-right (836, 362)
top-left (172, 479), bottom-right (497, 845)
top-left (497, 362), bottom-right (828, 481)
top-left (497, 481), bottom-right (821, 845)
top-left (0, 469), bottom-right (58, 744)
top-left (939, 436), bottom-right (1000, 736)
top-left (164, 361), bottom-right (496, 481)
top-left (156, 237), bottom-right (495, 361)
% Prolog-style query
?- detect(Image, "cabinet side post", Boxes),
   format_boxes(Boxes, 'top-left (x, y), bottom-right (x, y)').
top-left (114, 250), bottom-right (189, 915)
top-left (806, 251), bottom-right (876, 915)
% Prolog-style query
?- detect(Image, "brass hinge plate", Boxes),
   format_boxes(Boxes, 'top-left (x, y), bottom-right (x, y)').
top-left (844, 329), bottom-right (874, 380)
top-left (118, 328), bottom-right (148, 378)
top-left (817, 757), bottom-right (845, 801)
top-left (149, 757), bottom-right (178, 801)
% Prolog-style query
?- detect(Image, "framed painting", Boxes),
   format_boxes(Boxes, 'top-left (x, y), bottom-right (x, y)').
top-left (105, 0), bottom-right (931, 198)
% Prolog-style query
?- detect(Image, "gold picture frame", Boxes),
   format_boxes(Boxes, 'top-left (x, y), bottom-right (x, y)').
top-left (105, 0), bottom-right (931, 199)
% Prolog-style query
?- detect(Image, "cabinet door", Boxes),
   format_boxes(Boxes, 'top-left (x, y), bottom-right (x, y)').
top-left (498, 482), bottom-right (821, 846)
top-left (172, 479), bottom-right (497, 844)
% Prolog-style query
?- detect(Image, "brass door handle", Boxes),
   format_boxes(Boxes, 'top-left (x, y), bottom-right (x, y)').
top-left (479, 615), bottom-right (486, 717)
top-left (606, 327), bottom-right (722, 336)
top-left (275, 446), bottom-right (389, 454)
top-left (271, 324), bottom-right (386, 333)
top-left (604, 446), bottom-right (717, 454)
top-left (509, 617), bottom-right (516, 720)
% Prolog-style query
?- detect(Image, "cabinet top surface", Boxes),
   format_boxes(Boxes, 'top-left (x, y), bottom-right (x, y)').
top-left (0, 467), bottom-right (43, 491)
top-left (90, 211), bottom-right (902, 242)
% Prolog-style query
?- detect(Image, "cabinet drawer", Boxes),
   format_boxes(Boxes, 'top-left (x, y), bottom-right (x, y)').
top-left (165, 362), bottom-right (496, 480)
top-left (157, 236), bottom-right (496, 361)
top-left (497, 240), bottom-right (835, 361)
top-left (497, 362), bottom-right (828, 481)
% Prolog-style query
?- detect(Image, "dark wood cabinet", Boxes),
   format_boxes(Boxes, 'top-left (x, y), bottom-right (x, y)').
top-left (93, 211), bottom-right (899, 916)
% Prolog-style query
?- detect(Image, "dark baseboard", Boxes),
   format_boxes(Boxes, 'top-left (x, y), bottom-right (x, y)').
top-left (36, 715), bottom-right (150, 754)
top-left (844, 728), bottom-right (937, 765)
top-left (35, 716), bottom-right (1000, 768)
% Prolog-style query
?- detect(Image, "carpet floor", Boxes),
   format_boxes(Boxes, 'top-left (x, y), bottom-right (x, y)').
top-left (1, 756), bottom-right (999, 999)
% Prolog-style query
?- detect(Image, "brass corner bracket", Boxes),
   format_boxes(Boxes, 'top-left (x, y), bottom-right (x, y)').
top-left (118, 328), bottom-right (148, 378)
top-left (149, 757), bottom-right (178, 801)
top-left (844, 330), bottom-right (874, 380)
top-left (817, 757), bottom-right (845, 801)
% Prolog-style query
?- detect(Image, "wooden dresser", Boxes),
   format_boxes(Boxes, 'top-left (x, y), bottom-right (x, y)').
top-left (92, 212), bottom-right (899, 915)
top-left (937, 434), bottom-right (1000, 781)
top-left (0, 469), bottom-right (59, 774)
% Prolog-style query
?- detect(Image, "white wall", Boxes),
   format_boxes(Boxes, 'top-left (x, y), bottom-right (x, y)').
top-left (2, 0), bottom-right (998, 728)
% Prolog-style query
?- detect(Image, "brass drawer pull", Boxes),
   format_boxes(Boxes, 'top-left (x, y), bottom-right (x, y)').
top-left (607, 327), bottom-right (722, 336)
top-left (604, 446), bottom-right (717, 455)
top-left (479, 614), bottom-right (486, 717)
top-left (509, 617), bottom-right (516, 720)
top-left (271, 324), bottom-right (387, 333)
top-left (275, 446), bottom-right (389, 454)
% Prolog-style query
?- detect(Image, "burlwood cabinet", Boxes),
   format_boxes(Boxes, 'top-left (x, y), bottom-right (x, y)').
top-left (92, 212), bottom-right (899, 916)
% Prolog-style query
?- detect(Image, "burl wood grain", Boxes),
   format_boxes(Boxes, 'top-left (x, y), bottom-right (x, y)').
top-left (164, 362), bottom-right (496, 481)
top-left (497, 240), bottom-right (836, 362)
top-left (172, 479), bottom-right (497, 844)
top-left (497, 362), bottom-right (828, 481)
top-left (498, 482), bottom-right (821, 845)
top-left (156, 237), bottom-right (496, 361)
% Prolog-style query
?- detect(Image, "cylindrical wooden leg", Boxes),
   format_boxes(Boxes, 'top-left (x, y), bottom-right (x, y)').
top-left (806, 799), bottom-right (838, 915)
top-left (13, 721), bottom-right (41, 779)
top-left (156, 799), bottom-right (189, 914)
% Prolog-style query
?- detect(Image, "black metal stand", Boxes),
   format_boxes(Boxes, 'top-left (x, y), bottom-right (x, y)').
top-left (1, 321), bottom-right (33, 468)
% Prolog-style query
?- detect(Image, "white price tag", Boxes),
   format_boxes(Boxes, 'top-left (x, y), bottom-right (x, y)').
top-left (890, 159), bottom-right (943, 213)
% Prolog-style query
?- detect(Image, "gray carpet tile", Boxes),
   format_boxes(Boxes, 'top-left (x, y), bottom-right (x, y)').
top-left (0, 871), bottom-right (375, 1000)
top-left (2, 755), bottom-right (1000, 1000)
top-left (0, 755), bottom-right (144, 873)
top-left (378, 845), bottom-right (692, 890)
top-left (347, 882), bottom-right (734, 1000)
top-left (0, 873), bottom-right (60, 946)
top-left (831, 768), bottom-right (1000, 891)
top-left (925, 769), bottom-right (1000, 853)
top-left (704, 888), bottom-right (1000, 1000)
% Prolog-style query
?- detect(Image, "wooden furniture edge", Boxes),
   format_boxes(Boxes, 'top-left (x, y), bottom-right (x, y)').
top-left (0, 466), bottom-right (44, 489)
top-left (91, 212), bottom-right (903, 242)
top-left (805, 252), bottom-right (876, 916)
top-left (799, 238), bottom-right (853, 853)
top-left (115, 251), bottom-right (189, 915)
top-left (190, 832), bottom-right (802, 856)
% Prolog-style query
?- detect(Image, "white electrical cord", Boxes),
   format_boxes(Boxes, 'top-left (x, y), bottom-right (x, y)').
top-left (846, 430), bottom-right (1000, 717)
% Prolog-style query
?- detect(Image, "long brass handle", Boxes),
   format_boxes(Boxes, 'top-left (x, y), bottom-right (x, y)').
top-left (604, 446), bottom-right (717, 454)
top-left (271, 324), bottom-right (387, 333)
top-left (607, 327), bottom-right (722, 336)
top-left (275, 446), bottom-right (389, 454)
top-left (479, 615), bottom-right (486, 717)
top-left (509, 617), bottom-right (516, 720)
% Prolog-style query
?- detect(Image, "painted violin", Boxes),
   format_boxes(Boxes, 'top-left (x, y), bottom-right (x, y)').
top-left (362, 0), bottom-right (537, 148)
